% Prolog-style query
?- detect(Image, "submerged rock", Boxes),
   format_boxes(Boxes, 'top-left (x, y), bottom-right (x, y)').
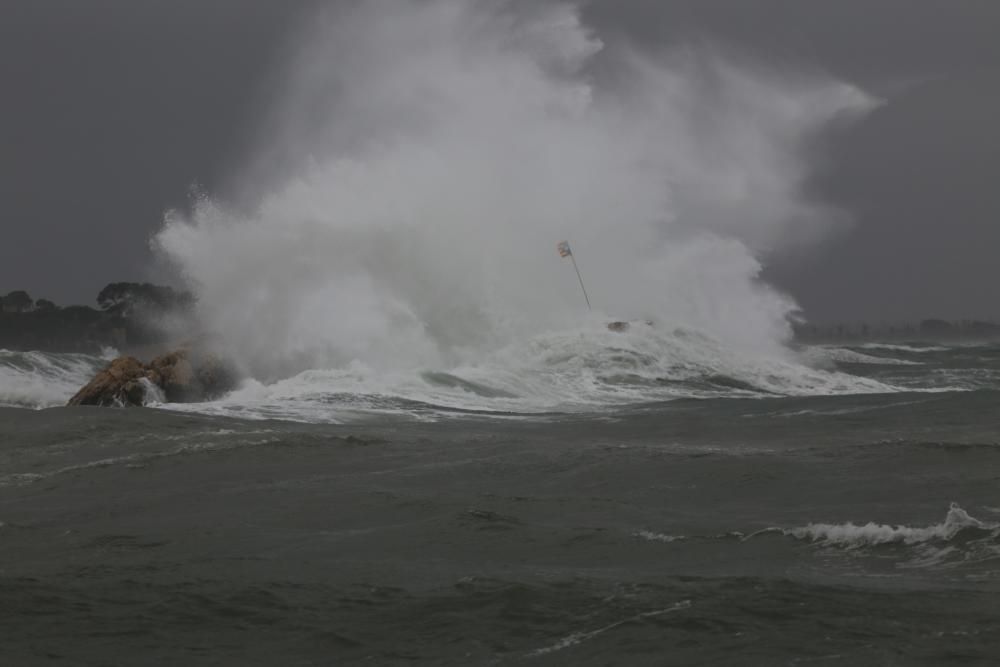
top-left (68, 349), bottom-right (238, 407)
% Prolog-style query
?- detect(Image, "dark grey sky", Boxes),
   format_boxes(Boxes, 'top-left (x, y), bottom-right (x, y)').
top-left (2, 0), bottom-right (999, 324)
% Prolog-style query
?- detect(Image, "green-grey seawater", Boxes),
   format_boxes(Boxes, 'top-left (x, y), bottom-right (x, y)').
top-left (1, 341), bottom-right (999, 665)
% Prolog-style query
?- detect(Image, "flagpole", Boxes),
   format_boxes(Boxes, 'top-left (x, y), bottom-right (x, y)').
top-left (557, 240), bottom-right (592, 312)
top-left (570, 254), bottom-right (592, 311)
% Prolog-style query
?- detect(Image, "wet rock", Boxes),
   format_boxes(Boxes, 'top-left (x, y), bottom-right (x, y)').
top-left (149, 351), bottom-right (197, 402)
top-left (68, 349), bottom-right (238, 407)
top-left (67, 356), bottom-right (155, 407)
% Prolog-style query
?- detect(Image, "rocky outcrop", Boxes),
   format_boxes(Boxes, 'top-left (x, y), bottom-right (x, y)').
top-left (67, 356), bottom-right (153, 407)
top-left (68, 349), bottom-right (237, 407)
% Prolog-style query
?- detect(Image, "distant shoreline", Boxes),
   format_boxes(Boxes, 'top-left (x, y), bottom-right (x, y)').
top-left (0, 309), bottom-right (173, 356)
top-left (3, 307), bottom-right (999, 355)
top-left (792, 319), bottom-right (1000, 345)
top-left (1, 283), bottom-right (191, 356)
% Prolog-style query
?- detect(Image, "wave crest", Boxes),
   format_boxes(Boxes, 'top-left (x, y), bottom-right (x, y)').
top-left (788, 503), bottom-right (998, 548)
top-left (0, 349), bottom-right (113, 409)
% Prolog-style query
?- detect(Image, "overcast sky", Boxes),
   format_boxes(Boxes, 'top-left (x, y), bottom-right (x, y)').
top-left (2, 0), bottom-right (999, 324)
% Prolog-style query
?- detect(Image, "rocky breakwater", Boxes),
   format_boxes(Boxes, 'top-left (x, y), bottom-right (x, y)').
top-left (68, 349), bottom-right (238, 407)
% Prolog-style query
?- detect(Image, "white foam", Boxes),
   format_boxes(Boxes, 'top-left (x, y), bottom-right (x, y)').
top-left (0, 349), bottom-right (107, 409)
top-left (529, 600), bottom-right (691, 657)
top-left (804, 346), bottom-right (922, 367)
top-left (640, 505), bottom-right (1000, 571)
top-left (159, 323), bottom-right (903, 422)
top-left (787, 503), bottom-right (998, 548)
top-left (859, 343), bottom-right (950, 353)
top-left (635, 531), bottom-right (686, 543)
top-left (139, 377), bottom-right (167, 405)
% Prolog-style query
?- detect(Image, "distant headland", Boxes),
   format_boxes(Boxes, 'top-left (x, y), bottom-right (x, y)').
top-left (0, 283), bottom-right (193, 354)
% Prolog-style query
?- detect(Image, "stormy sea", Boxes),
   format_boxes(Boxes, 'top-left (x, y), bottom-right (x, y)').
top-left (3, 1), bottom-right (998, 664)
top-left (3, 336), bottom-right (999, 665)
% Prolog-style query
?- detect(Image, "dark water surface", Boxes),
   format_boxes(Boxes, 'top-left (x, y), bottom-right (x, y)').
top-left (2, 382), bottom-right (999, 665)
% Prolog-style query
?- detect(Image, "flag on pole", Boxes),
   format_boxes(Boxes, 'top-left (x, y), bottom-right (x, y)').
top-left (555, 240), bottom-right (591, 311)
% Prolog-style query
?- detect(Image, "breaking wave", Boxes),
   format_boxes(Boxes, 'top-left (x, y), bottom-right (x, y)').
top-left (782, 502), bottom-right (1000, 570)
top-left (0, 348), bottom-right (115, 409)
top-left (18, 3), bottom-right (981, 421)
top-left (639, 503), bottom-right (1000, 571)
top-left (164, 323), bottom-right (901, 421)
top-left (150, 0), bottom-right (879, 411)
top-left (785, 503), bottom-right (998, 548)
top-left (5, 332), bottom-right (983, 419)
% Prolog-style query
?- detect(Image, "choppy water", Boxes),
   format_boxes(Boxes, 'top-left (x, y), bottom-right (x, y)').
top-left (5, 324), bottom-right (992, 418)
top-left (4, 0), bottom-right (994, 661)
top-left (2, 336), bottom-right (999, 664)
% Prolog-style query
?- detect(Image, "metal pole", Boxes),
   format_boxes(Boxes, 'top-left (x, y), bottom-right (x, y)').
top-left (570, 254), bottom-right (592, 311)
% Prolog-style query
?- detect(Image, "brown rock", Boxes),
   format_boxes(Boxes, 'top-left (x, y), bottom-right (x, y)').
top-left (150, 351), bottom-right (198, 402)
top-left (67, 348), bottom-right (239, 407)
top-left (68, 356), bottom-right (150, 407)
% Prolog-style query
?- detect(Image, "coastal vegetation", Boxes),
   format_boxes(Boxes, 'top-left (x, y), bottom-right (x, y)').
top-left (0, 283), bottom-right (193, 353)
top-left (3, 283), bottom-right (999, 353)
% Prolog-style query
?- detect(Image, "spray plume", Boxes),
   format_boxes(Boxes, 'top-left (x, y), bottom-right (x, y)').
top-left (153, 0), bottom-right (875, 388)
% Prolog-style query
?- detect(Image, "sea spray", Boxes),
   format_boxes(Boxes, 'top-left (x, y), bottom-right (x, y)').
top-left (153, 0), bottom-right (876, 390)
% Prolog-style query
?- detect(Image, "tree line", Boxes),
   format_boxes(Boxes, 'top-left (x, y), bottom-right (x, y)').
top-left (0, 283), bottom-right (195, 353)
top-left (2, 283), bottom-right (193, 315)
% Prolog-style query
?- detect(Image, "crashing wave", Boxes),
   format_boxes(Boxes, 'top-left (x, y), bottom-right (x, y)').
top-left (786, 503), bottom-right (998, 548)
top-left (639, 504), bottom-right (1000, 571)
top-left (0, 349), bottom-right (113, 409)
top-left (159, 322), bottom-right (902, 421)
top-left (152, 0), bottom-right (877, 389)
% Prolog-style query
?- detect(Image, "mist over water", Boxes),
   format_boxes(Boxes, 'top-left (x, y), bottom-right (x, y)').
top-left (153, 0), bottom-right (876, 405)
